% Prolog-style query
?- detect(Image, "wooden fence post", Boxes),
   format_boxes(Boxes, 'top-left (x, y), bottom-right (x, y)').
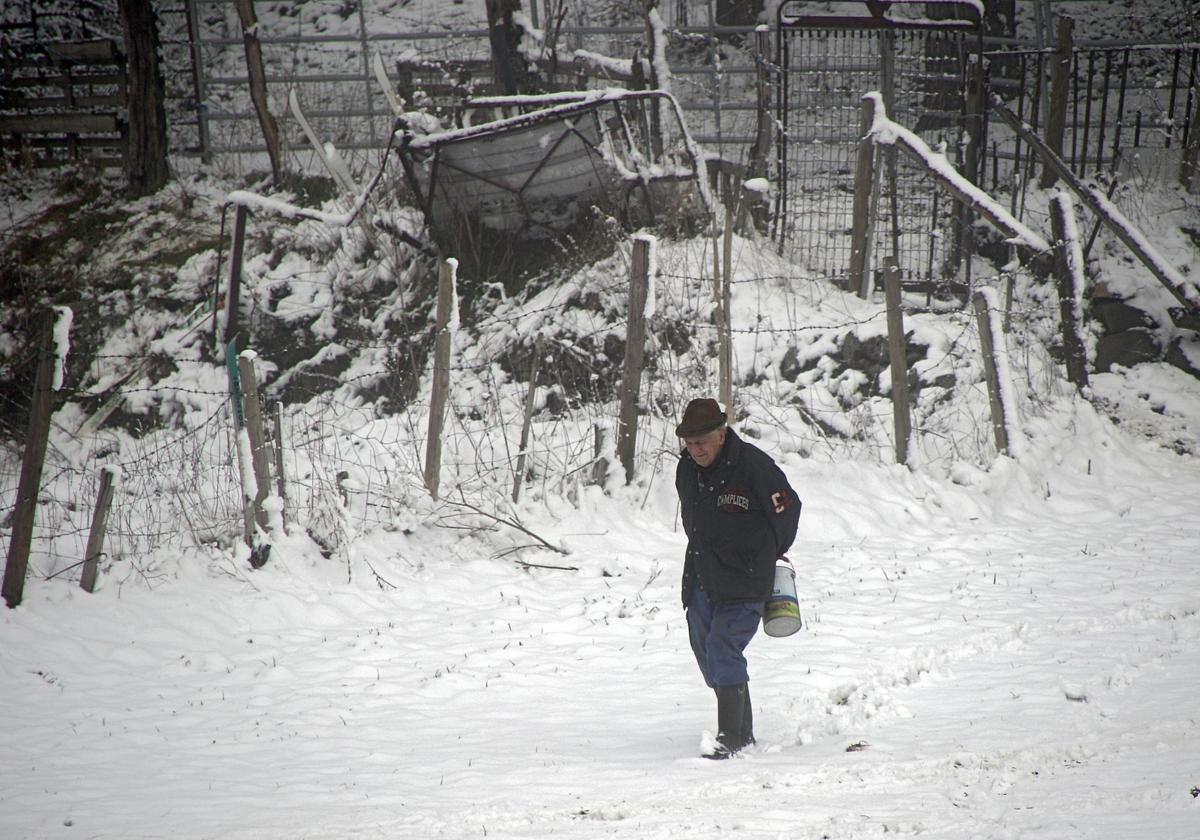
top-left (225, 202), bottom-right (248, 349)
top-left (719, 203), bottom-right (734, 412)
top-left (233, 0), bottom-right (282, 185)
top-left (1039, 14), bottom-right (1073, 189)
top-left (485, 0), bottom-right (520, 96)
top-left (590, 425), bottom-right (609, 485)
top-left (883, 258), bottom-right (911, 466)
top-left (1049, 195), bottom-right (1090, 389)
top-left (708, 216), bottom-right (732, 414)
top-left (424, 259), bottom-right (455, 500)
top-left (237, 352), bottom-right (273, 531)
top-left (79, 466), bottom-right (118, 593)
top-left (641, 3), bottom-right (665, 159)
top-left (224, 339), bottom-right (255, 555)
top-left (744, 26), bottom-right (772, 233)
top-left (880, 29), bottom-right (901, 264)
top-left (119, 0), bottom-right (170, 197)
top-left (272, 403), bottom-right (287, 524)
top-left (972, 291), bottom-right (1011, 456)
top-left (848, 95), bottom-right (878, 297)
top-left (1181, 88), bottom-right (1200, 193)
top-left (952, 60), bottom-right (986, 283)
top-left (1003, 272), bottom-right (1016, 334)
top-left (617, 237), bottom-right (651, 484)
top-left (512, 336), bottom-right (544, 503)
top-left (3, 311), bottom-right (58, 609)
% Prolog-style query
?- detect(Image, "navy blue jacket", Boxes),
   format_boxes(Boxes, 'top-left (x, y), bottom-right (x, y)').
top-left (676, 428), bottom-right (801, 607)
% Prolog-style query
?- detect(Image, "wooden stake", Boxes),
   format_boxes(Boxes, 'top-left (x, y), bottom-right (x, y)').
top-left (80, 466), bottom-right (118, 593)
top-left (272, 403), bottom-right (287, 525)
top-left (617, 237), bottom-right (651, 484)
top-left (1050, 196), bottom-right (1090, 389)
top-left (719, 201), bottom-right (734, 413)
top-left (972, 292), bottom-right (1010, 456)
top-left (225, 203), bottom-right (248, 348)
top-left (848, 95), bottom-right (878, 297)
top-left (883, 259), bottom-right (911, 466)
top-left (744, 26), bottom-right (772, 233)
top-left (424, 260), bottom-right (455, 500)
top-left (3, 311), bottom-right (58, 609)
top-left (1040, 15), bottom-right (1073, 189)
top-left (590, 425), bottom-right (609, 486)
top-left (237, 353), bottom-right (273, 530)
top-left (224, 340), bottom-right (254, 552)
top-left (233, 0), bottom-right (282, 185)
top-left (512, 336), bottom-right (544, 503)
top-left (1181, 78), bottom-right (1200, 192)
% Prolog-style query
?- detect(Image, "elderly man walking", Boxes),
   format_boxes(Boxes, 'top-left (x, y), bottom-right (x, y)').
top-left (674, 398), bottom-right (801, 759)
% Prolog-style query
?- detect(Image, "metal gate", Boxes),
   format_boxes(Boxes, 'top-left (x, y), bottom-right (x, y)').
top-left (772, 1), bottom-right (984, 291)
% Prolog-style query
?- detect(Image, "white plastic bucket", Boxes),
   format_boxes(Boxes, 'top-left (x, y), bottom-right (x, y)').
top-left (763, 559), bottom-right (801, 637)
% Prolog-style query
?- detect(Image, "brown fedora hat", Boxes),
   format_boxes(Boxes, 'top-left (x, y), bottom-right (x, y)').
top-left (675, 398), bottom-right (728, 437)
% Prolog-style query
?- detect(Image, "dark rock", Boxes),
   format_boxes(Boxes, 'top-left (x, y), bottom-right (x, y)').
top-left (1091, 297), bottom-right (1156, 334)
top-left (1094, 328), bottom-right (1160, 372)
top-left (1165, 336), bottom-right (1200, 378)
top-left (779, 345), bottom-right (812, 382)
top-left (839, 332), bottom-right (889, 383)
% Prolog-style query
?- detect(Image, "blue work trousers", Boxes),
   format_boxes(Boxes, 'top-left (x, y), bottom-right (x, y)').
top-left (686, 581), bottom-right (763, 688)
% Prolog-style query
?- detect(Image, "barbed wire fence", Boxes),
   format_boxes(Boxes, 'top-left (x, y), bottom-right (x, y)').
top-left (2, 236), bottom-right (1069, 592)
top-left (0, 113), bottom-right (1084, 602)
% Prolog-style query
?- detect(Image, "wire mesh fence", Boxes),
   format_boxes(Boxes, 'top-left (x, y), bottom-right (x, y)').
top-left (169, 0), bottom-right (765, 174)
top-left (983, 43), bottom-right (1200, 198)
top-left (771, 13), bottom-right (984, 290)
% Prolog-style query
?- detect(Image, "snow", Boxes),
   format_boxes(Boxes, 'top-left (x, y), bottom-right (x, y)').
top-left (1086, 184), bottom-right (1200, 309)
top-left (5, 208), bottom-right (1200, 837)
top-left (867, 92), bottom-right (1052, 255)
top-left (227, 188), bottom-right (357, 229)
top-left (634, 231), bottom-right (659, 319)
top-left (1053, 192), bottom-right (1088, 335)
top-left (445, 257), bottom-right (461, 333)
top-left (50, 306), bottom-right (72, 392)
top-left (402, 88), bottom-right (661, 150)
top-left (3, 3), bottom-right (1200, 839)
top-left (2, 426), bottom-right (1198, 839)
top-left (743, 177), bottom-right (770, 195)
top-left (975, 285), bottom-right (1026, 461)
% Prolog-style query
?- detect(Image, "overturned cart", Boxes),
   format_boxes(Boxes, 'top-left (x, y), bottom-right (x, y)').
top-left (395, 89), bottom-right (711, 275)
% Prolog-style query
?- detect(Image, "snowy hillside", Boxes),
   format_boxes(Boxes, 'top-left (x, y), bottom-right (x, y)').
top-left (3, 2), bottom-right (1200, 838)
top-left (2, 437), bottom-right (1198, 839)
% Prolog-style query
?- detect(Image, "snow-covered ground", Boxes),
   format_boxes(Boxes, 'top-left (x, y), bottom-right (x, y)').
top-left (3, 85), bottom-right (1200, 840)
top-left (2, 401), bottom-right (1198, 839)
top-left (3, 2), bottom-right (1200, 838)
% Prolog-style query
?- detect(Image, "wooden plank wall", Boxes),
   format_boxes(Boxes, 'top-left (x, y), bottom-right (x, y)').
top-left (0, 38), bottom-right (127, 169)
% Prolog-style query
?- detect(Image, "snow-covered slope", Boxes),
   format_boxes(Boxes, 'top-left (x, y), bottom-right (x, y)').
top-left (2, 2), bottom-right (1200, 838)
top-left (1, 394), bottom-right (1198, 839)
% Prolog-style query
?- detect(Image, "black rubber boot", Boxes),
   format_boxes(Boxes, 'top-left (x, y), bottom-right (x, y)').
top-left (742, 684), bottom-right (755, 747)
top-left (705, 684), bottom-right (748, 760)
top-left (711, 684), bottom-right (755, 748)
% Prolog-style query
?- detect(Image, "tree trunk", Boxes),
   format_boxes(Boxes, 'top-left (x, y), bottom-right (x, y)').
top-left (117, 0), bottom-right (169, 197)
top-left (485, 0), bottom-right (522, 95)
